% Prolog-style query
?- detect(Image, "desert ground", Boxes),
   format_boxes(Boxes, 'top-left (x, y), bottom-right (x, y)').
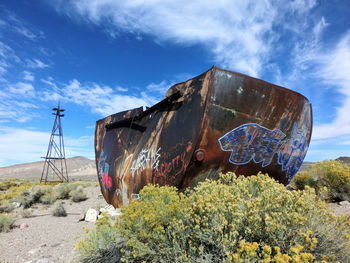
top-left (0, 157), bottom-right (108, 263)
top-left (0, 184), bottom-right (108, 263)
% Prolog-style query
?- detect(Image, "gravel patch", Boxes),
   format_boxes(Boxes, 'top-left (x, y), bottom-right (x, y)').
top-left (0, 185), bottom-right (107, 263)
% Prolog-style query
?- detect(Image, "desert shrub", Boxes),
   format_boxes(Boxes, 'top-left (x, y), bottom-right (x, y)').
top-left (15, 190), bottom-right (34, 209)
top-left (292, 171), bottom-right (319, 190)
top-left (0, 179), bottom-right (21, 191)
top-left (0, 200), bottom-right (15, 213)
top-left (74, 216), bottom-right (125, 263)
top-left (53, 183), bottom-right (79, 199)
top-left (52, 201), bottom-right (67, 217)
top-left (21, 208), bottom-right (33, 218)
top-left (71, 186), bottom-right (88, 202)
top-left (291, 160), bottom-right (350, 201)
top-left (76, 173), bottom-right (350, 262)
top-left (40, 192), bottom-right (56, 204)
top-left (0, 213), bottom-right (16, 232)
top-left (0, 180), bottom-right (33, 201)
top-left (30, 185), bottom-right (45, 203)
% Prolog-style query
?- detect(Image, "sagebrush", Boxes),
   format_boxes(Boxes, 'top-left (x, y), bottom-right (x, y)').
top-left (291, 160), bottom-right (350, 201)
top-left (0, 213), bottom-right (16, 233)
top-left (71, 186), bottom-right (88, 202)
top-left (75, 173), bottom-right (350, 263)
top-left (52, 201), bottom-right (67, 217)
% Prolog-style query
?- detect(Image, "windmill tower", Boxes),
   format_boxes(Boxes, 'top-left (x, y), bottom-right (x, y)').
top-left (40, 103), bottom-right (69, 183)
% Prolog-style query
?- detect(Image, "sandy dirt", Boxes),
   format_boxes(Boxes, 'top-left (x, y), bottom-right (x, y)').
top-left (0, 185), bottom-right (108, 263)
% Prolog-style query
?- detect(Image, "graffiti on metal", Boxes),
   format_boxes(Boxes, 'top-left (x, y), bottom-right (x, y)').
top-left (278, 124), bottom-right (308, 180)
top-left (98, 150), bottom-right (112, 189)
top-left (154, 141), bottom-right (192, 183)
top-left (218, 123), bottom-right (308, 180)
top-left (130, 147), bottom-right (161, 177)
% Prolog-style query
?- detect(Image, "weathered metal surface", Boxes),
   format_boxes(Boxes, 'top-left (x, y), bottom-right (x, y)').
top-left (95, 66), bottom-right (312, 207)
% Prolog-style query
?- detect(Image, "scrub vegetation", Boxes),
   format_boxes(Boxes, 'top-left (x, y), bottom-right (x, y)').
top-left (290, 160), bottom-right (350, 202)
top-left (0, 179), bottom-right (94, 232)
top-left (75, 172), bottom-right (350, 263)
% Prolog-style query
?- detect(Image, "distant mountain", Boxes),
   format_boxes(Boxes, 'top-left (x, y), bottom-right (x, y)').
top-left (299, 161), bottom-right (313, 172)
top-left (299, 156), bottom-right (350, 172)
top-left (1, 156), bottom-right (349, 181)
top-left (336, 156), bottom-right (350, 166)
top-left (0, 156), bottom-right (97, 181)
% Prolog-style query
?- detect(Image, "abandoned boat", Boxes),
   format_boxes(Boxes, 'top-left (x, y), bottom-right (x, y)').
top-left (95, 66), bottom-right (312, 207)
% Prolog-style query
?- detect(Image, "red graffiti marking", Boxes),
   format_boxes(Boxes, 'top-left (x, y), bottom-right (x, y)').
top-left (186, 141), bottom-right (192, 153)
top-left (103, 172), bottom-right (112, 188)
top-left (155, 142), bottom-right (193, 184)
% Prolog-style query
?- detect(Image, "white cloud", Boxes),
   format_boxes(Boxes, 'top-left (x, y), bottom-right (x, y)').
top-left (7, 82), bottom-right (35, 96)
top-left (23, 71), bottom-right (35, 81)
top-left (0, 103), bottom-right (38, 123)
top-left (0, 9), bottom-right (43, 40)
top-left (116, 86), bottom-right (128, 92)
top-left (0, 41), bottom-right (21, 78)
top-left (26, 59), bottom-right (49, 69)
top-left (0, 127), bottom-right (94, 167)
top-left (0, 127), bottom-right (49, 166)
top-left (52, 0), bottom-right (318, 77)
top-left (40, 79), bottom-right (160, 116)
top-left (0, 83), bottom-right (38, 123)
top-left (146, 80), bottom-right (173, 94)
top-left (312, 31), bottom-right (350, 140)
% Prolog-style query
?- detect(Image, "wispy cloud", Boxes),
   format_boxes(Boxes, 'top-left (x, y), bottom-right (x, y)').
top-left (116, 86), bottom-right (128, 92)
top-left (0, 41), bottom-right (20, 78)
top-left (0, 127), bottom-right (94, 167)
top-left (0, 9), bottom-right (43, 40)
top-left (0, 127), bottom-right (49, 166)
top-left (26, 58), bottom-right (49, 69)
top-left (146, 80), bottom-right (173, 94)
top-left (23, 71), bottom-right (35, 81)
top-left (41, 78), bottom-right (160, 116)
top-left (7, 82), bottom-right (35, 96)
top-left (311, 31), bottom-right (350, 140)
top-left (51, 0), bottom-right (318, 77)
top-left (0, 82), bottom-right (38, 122)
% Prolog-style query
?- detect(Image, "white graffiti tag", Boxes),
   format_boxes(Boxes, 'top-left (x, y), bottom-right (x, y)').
top-left (130, 147), bottom-right (161, 177)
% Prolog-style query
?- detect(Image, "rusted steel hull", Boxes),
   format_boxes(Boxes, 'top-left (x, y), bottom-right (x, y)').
top-left (95, 66), bottom-right (312, 207)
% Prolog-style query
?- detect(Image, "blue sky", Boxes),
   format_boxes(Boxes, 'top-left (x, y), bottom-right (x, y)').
top-left (0, 0), bottom-right (350, 167)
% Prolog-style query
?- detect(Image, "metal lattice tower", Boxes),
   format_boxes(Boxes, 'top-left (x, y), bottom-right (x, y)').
top-left (40, 103), bottom-right (69, 183)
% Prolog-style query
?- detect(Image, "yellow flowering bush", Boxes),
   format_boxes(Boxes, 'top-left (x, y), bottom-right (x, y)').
top-left (291, 160), bottom-right (350, 201)
top-left (75, 173), bottom-right (350, 262)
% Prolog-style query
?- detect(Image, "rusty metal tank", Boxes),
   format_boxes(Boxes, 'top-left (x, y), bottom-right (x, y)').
top-left (95, 66), bottom-right (312, 207)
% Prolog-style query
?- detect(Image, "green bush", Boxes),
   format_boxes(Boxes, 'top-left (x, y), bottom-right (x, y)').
top-left (71, 186), bottom-right (88, 202)
top-left (53, 183), bottom-right (78, 199)
top-left (52, 201), bottom-right (67, 217)
top-left (0, 213), bottom-right (16, 232)
top-left (40, 192), bottom-right (56, 204)
top-left (30, 185), bottom-right (45, 203)
top-left (74, 216), bottom-right (125, 263)
top-left (291, 160), bottom-right (350, 201)
top-left (0, 200), bottom-right (15, 213)
top-left (75, 173), bottom-right (350, 262)
top-left (21, 208), bottom-right (33, 218)
top-left (15, 190), bottom-right (34, 209)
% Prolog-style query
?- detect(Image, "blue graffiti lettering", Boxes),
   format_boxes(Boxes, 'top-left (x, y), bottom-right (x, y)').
top-left (219, 124), bottom-right (286, 167)
top-left (278, 124), bottom-right (308, 180)
top-left (218, 123), bottom-right (308, 180)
